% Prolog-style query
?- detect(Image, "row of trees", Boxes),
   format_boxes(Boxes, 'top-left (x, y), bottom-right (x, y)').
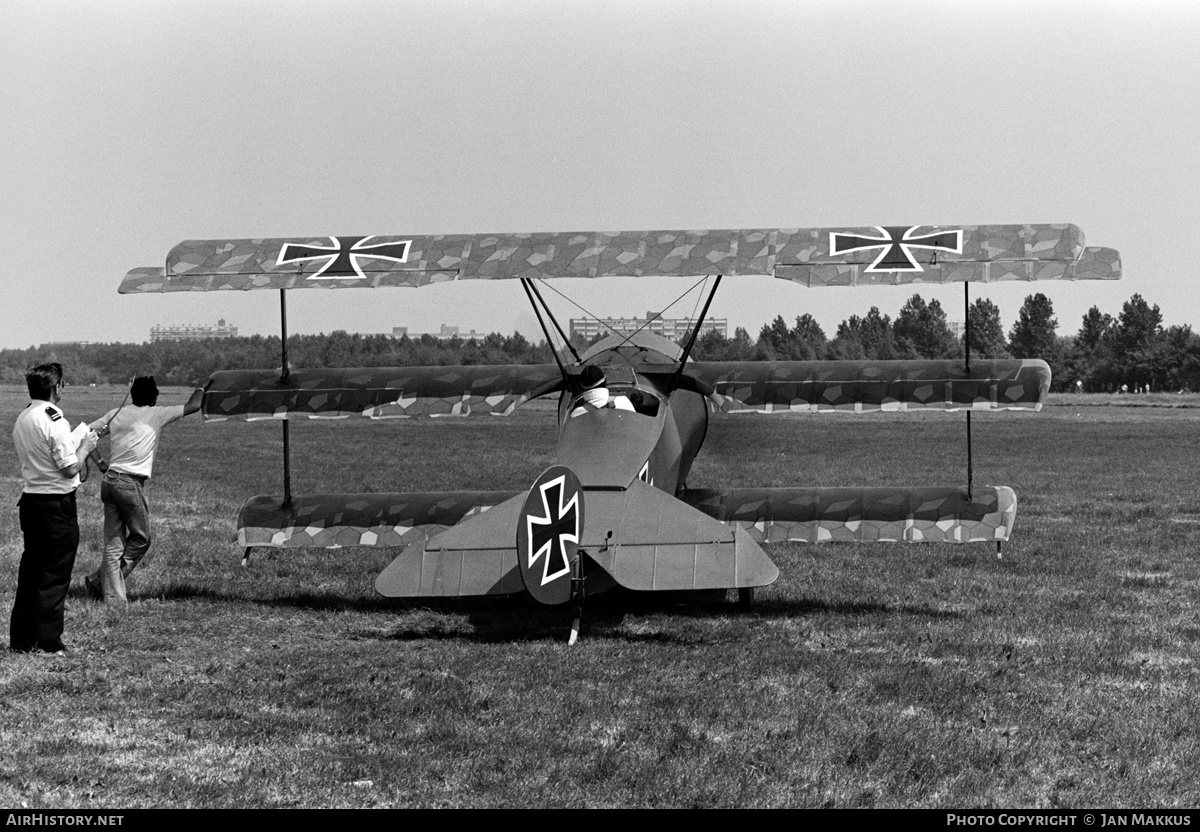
top-left (3, 294), bottom-right (1195, 392)
top-left (691, 292), bottom-right (1198, 393)
top-left (0, 331), bottom-right (555, 387)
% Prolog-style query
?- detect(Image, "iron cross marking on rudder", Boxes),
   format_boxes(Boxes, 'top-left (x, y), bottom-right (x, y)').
top-left (277, 236), bottom-right (412, 280)
top-left (638, 461), bottom-right (654, 488)
top-left (829, 226), bottom-right (963, 272)
top-left (526, 476), bottom-right (579, 586)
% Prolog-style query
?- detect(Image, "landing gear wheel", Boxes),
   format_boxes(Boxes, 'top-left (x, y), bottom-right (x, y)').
top-left (738, 587), bottom-right (754, 609)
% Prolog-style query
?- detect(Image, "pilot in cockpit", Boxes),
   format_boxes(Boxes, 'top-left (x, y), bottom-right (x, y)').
top-left (571, 366), bottom-right (634, 417)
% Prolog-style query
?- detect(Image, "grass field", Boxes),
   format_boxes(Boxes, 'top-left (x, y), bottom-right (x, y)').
top-left (1, 385), bottom-right (1198, 808)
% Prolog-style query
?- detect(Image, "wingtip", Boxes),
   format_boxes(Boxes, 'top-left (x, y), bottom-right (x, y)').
top-left (118, 266), bottom-right (166, 294)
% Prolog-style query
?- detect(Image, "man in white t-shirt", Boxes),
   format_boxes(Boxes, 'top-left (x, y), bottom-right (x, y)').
top-left (85, 377), bottom-right (203, 603)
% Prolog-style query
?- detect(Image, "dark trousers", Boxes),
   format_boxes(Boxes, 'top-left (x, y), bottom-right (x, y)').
top-left (10, 490), bottom-right (78, 652)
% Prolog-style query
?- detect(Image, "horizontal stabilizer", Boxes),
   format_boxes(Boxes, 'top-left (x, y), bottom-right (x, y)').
top-left (204, 366), bottom-right (561, 420)
top-left (237, 491), bottom-right (517, 548)
top-left (118, 225), bottom-right (1119, 292)
top-left (688, 359), bottom-right (1049, 413)
top-left (681, 485), bottom-right (1016, 544)
top-left (375, 482), bottom-right (780, 598)
top-left (581, 483), bottom-right (779, 591)
top-left (375, 493), bottom-right (527, 598)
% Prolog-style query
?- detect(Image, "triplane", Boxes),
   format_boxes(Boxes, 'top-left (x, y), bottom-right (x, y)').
top-left (121, 225), bottom-right (1120, 640)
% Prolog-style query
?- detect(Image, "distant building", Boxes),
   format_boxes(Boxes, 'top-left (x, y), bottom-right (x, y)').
top-left (392, 324), bottom-right (485, 341)
top-left (150, 318), bottom-right (238, 342)
top-left (569, 311), bottom-right (727, 343)
top-left (947, 321), bottom-right (966, 339)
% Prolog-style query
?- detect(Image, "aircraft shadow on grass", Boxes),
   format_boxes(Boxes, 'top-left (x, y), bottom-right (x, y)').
top-left (375, 595), bottom-right (967, 645)
top-left (83, 581), bottom-right (963, 645)
top-left (118, 224), bottom-right (1118, 641)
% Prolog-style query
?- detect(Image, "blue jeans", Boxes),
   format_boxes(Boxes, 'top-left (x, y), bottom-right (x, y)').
top-left (91, 471), bottom-right (151, 603)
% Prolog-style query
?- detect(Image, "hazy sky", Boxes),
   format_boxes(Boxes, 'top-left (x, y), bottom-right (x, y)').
top-left (3, 0), bottom-right (1197, 350)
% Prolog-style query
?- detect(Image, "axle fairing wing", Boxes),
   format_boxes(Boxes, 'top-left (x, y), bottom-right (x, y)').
top-left (682, 486), bottom-right (1016, 544)
top-left (686, 359), bottom-right (1050, 413)
top-left (203, 365), bottom-right (562, 420)
top-left (119, 225), bottom-right (1119, 293)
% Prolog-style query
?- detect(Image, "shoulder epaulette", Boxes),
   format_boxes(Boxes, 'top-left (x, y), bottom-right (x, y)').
top-left (44, 406), bottom-right (61, 422)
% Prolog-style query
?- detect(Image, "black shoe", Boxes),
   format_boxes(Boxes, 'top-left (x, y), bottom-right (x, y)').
top-left (84, 576), bottom-right (103, 600)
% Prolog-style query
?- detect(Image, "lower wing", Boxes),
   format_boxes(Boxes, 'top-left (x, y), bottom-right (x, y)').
top-left (680, 485), bottom-right (1016, 543)
top-left (239, 483), bottom-right (1014, 603)
top-left (238, 491), bottom-right (518, 549)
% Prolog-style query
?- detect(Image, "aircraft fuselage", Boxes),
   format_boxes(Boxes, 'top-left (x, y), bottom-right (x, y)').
top-left (553, 332), bottom-right (709, 496)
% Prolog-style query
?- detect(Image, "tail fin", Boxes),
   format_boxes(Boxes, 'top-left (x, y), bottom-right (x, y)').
top-left (516, 466), bottom-right (585, 605)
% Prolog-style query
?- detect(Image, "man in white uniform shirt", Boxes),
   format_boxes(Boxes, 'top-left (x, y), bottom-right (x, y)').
top-left (85, 377), bottom-right (203, 603)
top-left (11, 363), bottom-right (98, 654)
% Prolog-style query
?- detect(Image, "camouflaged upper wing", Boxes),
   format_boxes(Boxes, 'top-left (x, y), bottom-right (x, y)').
top-left (118, 225), bottom-right (1119, 292)
top-left (686, 359), bottom-right (1050, 413)
top-left (203, 365), bottom-right (562, 420)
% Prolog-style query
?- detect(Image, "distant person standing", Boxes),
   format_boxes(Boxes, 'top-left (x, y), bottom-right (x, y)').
top-left (85, 377), bottom-right (203, 603)
top-left (10, 363), bottom-right (99, 654)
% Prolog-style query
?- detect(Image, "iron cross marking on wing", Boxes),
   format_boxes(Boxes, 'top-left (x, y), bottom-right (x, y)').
top-left (277, 236), bottom-right (412, 280)
top-left (829, 226), bottom-right (963, 272)
top-left (525, 476), bottom-right (579, 586)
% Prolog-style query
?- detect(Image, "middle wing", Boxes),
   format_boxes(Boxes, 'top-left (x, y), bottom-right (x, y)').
top-left (685, 358), bottom-right (1050, 413)
top-left (203, 365), bottom-right (562, 420)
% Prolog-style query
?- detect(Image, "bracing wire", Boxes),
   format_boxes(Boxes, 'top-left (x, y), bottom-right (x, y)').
top-left (535, 275), bottom-right (712, 352)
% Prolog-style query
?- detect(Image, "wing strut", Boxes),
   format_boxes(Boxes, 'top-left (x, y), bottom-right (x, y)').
top-left (670, 275), bottom-right (723, 391)
top-left (525, 279), bottom-right (581, 363)
top-left (280, 288), bottom-right (293, 509)
top-left (520, 278), bottom-right (571, 383)
top-left (964, 281), bottom-right (973, 501)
